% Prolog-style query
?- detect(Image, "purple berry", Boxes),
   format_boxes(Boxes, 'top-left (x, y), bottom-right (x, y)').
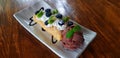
top-left (58, 20), bottom-right (64, 26)
top-left (67, 21), bottom-right (73, 26)
top-left (56, 14), bottom-right (63, 19)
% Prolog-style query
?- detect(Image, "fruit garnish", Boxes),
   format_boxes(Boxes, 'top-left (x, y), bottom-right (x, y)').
top-left (36, 11), bottom-right (44, 18)
top-left (45, 8), bottom-right (51, 13)
top-left (58, 20), bottom-right (64, 26)
top-left (45, 12), bottom-right (52, 17)
top-left (48, 19), bottom-right (55, 24)
top-left (44, 20), bottom-right (48, 25)
top-left (66, 25), bottom-right (81, 38)
top-left (63, 16), bottom-right (69, 22)
top-left (67, 21), bottom-right (73, 26)
top-left (56, 14), bottom-right (63, 19)
top-left (52, 9), bottom-right (58, 14)
top-left (48, 16), bottom-right (56, 24)
top-left (49, 16), bottom-right (56, 20)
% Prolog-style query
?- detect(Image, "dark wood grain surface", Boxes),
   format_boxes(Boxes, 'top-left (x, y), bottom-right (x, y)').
top-left (0, 0), bottom-right (120, 58)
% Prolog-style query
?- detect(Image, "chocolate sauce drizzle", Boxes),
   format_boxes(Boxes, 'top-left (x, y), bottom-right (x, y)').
top-left (40, 7), bottom-right (44, 11)
top-left (35, 7), bottom-right (44, 14)
top-left (51, 36), bottom-right (57, 44)
top-left (29, 17), bottom-right (37, 26)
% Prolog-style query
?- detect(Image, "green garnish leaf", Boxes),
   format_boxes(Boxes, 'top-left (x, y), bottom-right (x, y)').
top-left (66, 29), bottom-right (74, 38)
top-left (66, 25), bottom-right (81, 38)
top-left (63, 16), bottom-right (69, 22)
top-left (48, 16), bottom-right (56, 24)
top-left (37, 11), bottom-right (44, 18)
top-left (52, 9), bottom-right (58, 14)
top-left (49, 16), bottom-right (56, 20)
top-left (73, 25), bottom-right (81, 32)
top-left (49, 16), bottom-right (54, 20)
top-left (48, 19), bottom-right (54, 24)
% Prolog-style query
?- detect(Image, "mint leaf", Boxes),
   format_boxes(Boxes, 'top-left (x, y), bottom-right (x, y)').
top-left (52, 9), bottom-right (58, 14)
top-left (63, 16), bottom-right (69, 22)
top-left (73, 25), bottom-right (81, 32)
top-left (66, 29), bottom-right (74, 38)
top-left (49, 16), bottom-right (54, 20)
top-left (66, 25), bottom-right (81, 38)
top-left (37, 11), bottom-right (44, 18)
top-left (48, 16), bottom-right (56, 24)
top-left (48, 19), bottom-right (54, 24)
top-left (49, 16), bottom-right (55, 20)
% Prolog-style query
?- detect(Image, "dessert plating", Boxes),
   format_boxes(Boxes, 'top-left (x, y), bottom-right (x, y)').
top-left (29, 7), bottom-right (84, 50)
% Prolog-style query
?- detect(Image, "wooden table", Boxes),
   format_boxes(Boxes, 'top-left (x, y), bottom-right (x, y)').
top-left (0, 0), bottom-right (120, 58)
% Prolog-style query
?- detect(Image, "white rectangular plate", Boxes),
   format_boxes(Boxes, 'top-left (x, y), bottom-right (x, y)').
top-left (13, 0), bottom-right (97, 58)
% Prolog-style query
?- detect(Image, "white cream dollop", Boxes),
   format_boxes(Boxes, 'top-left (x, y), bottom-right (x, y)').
top-left (53, 19), bottom-right (66, 30)
top-left (37, 14), bottom-right (49, 22)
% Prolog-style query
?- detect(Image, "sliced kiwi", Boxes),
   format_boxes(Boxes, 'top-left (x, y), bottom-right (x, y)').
top-left (48, 19), bottom-right (55, 24)
top-left (48, 16), bottom-right (56, 24)
top-left (36, 11), bottom-right (44, 18)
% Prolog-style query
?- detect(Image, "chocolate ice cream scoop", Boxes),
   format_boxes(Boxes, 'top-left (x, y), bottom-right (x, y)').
top-left (61, 26), bottom-right (84, 50)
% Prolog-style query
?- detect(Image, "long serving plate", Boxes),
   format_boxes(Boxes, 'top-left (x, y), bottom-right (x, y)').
top-left (13, 0), bottom-right (97, 58)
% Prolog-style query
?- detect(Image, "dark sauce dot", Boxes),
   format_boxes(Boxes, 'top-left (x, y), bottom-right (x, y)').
top-left (41, 28), bottom-right (46, 31)
top-left (63, 42), bottom-right (66, 45)
top-left (30, 17), bottom-right (33, 20)
top-left (40, 7), bottom-right (44, 11)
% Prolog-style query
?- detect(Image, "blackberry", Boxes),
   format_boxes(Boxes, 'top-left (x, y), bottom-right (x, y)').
top-left (56, 14), bottom-right (63, 19)
top-left (45, 12), bottom-right (52, 17)
top-left (45, 8), bottom-right (51, 13)
top-left (67, 21), bottom-right (73, 26)
top-left (44, 20), bottom-right (48, 25)
top-left (58, 20), bottom-right (64, 26)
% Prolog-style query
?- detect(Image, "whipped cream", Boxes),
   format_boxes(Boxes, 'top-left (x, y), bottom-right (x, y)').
top-left (36, 14), bottom-right (66, 30)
